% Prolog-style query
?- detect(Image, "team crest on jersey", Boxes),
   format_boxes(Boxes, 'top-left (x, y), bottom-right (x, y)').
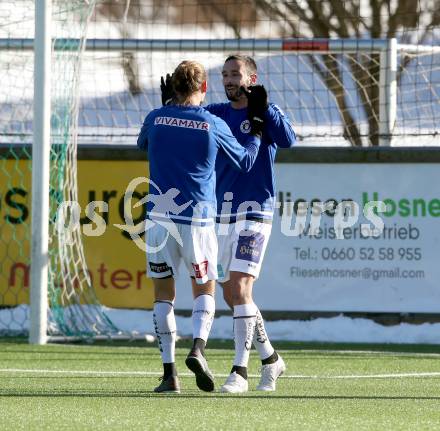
top-left (239, 120), bottom-right (251, 134)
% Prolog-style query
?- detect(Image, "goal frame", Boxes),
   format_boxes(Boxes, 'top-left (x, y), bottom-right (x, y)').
top-left (30, 0), bottom-right (51, 344)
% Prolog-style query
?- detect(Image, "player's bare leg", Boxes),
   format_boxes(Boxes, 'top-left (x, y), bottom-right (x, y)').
top-left (152, 277), bottom-right (180, 393)
top-left (222, 272), bottom-right (285, 392)
top-left (185, 279), bottom-right (216, 392)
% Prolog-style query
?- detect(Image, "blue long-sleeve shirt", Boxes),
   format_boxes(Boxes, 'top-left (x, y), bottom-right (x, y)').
top-left (137, 104), bottom-right (261, 225)
top-left (205, 103), bottom-right (296, 222)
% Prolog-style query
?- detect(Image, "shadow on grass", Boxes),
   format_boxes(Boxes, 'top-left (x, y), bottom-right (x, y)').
top-left (1, 389), bottom-right (440, 400)
top-left (3, 338), bottom-right (440, 354)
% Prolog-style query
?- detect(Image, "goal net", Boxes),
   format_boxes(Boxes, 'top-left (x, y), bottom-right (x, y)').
top-left (75, 39), bottom-right (440, 148)
top-left (0, 0), bottom-right (120, 339)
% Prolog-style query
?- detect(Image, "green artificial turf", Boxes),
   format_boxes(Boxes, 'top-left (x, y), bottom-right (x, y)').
top-left (1, 338), bottom-right (440, 430)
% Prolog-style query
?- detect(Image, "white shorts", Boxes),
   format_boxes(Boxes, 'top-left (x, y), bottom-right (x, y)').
top-left (216, 220), bottom-right (272, 283)
top-left (146, 222), bottom-right (218, 284)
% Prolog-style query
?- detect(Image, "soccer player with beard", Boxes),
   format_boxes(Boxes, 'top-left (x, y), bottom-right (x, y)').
top-left (138, 60), bottom-right (263, 393)
top-left (205, 55), bottom-right (296, 393)
top-left (160, 56), bottom-right (296, 393)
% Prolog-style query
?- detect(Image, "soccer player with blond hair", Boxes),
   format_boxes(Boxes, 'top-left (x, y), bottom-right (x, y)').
top-left (138, 60), bottom-right (264, 393)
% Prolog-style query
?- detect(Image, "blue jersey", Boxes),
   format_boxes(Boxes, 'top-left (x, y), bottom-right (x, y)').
top-left (205, 103), bottom-right (296, 222)
top-left (137, 105), bottom-right (261, 225)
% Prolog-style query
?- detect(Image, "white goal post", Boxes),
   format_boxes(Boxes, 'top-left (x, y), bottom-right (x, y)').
top-left (30, 0), bottom-right (51, 344)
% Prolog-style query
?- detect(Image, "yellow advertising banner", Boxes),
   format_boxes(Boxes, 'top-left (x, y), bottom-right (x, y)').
top-left (0, 159), bottom-right (154, 309)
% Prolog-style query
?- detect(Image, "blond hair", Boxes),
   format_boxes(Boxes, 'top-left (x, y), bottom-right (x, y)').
top-left (172, 61), bottom-right (206, 101)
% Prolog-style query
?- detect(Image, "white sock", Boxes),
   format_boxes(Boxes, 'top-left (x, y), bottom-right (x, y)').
top-left (253, 307), bottom-right (275, 361)
top-left (153, 301), bottom-right (176, 364)
top-left (192, 294), bottom-right (215, 342)
top-left (233, 303), bottom-right (257, 367)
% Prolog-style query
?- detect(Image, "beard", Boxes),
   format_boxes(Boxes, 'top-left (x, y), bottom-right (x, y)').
top-left (224, 85), bottom-right (243, 101)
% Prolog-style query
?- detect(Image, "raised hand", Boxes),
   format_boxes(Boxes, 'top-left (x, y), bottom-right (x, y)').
top-left (160, 73), bottom-right (175, 106)
top-left (241, 85), bottom-right (269, 136)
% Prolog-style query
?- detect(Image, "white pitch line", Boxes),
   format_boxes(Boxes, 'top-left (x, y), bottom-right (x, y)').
top-left (276, 349), bottom-right (440, 358)
top-left (312, 372), bottom-right (440, 379)
top-left (1, 368), bottom-right (440, 379)
top-left (0, 368), bottom-right (229, 378)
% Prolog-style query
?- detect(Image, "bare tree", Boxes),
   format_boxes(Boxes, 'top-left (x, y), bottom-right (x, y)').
top-left (252, 0), bottom-right (440, 145)
top-left (152, 0), bottom-right (258, 37)
top-left (94, 1), bottom-right (152, 94)
top-left (94, 0), bottom-right (259, 94)
top-left (94, 0), bottom-right (440, 145)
